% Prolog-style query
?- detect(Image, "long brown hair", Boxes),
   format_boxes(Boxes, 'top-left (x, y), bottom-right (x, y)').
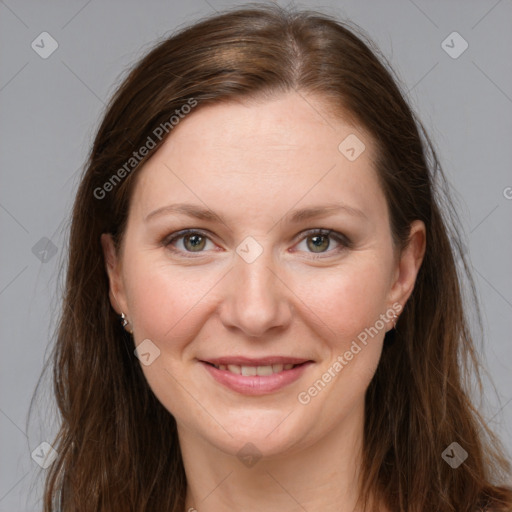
top-left (30, 3), bottom-right (512, 511)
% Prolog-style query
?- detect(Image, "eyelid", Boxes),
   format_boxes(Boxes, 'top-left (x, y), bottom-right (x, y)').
top-left (163, 228), bottom-right (351, 258)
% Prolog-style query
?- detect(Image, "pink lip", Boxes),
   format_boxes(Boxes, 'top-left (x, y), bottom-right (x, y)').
top-left (200, 360), bottom-right (313, 395)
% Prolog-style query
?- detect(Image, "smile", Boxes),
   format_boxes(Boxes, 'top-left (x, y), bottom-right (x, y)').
top-left (209, 362), bottom-right (300, 375)
top-left (199, 358), bottom-right (313, 395)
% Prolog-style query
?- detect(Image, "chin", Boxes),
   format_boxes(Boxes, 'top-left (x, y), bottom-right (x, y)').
top-left (190, 408), bottom-right (319, 461)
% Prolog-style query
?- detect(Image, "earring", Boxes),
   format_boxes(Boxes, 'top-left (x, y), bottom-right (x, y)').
top-left (120, 312), bottom-right (133, 334)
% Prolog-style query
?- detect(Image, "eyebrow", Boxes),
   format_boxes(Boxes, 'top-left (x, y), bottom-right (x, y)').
top-left (144, 202), bottom-right (368, 224)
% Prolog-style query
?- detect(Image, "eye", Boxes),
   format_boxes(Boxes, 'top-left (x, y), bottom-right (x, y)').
top-left (163, 228), bottom-right (351, 259)
top-left (164, 229), bottom-right (216, 257)
top-left (294, 228), bottom-right (350, 257)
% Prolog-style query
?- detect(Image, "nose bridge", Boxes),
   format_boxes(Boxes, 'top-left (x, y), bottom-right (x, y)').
top-left (221, 235), bottom-right (291, 336)
top-left (237, 242), bottom-right (275, 297)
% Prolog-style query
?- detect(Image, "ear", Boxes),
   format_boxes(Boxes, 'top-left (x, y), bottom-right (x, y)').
top-left (100, 233), bottom-right (128, 316)
top-left (387, 220), bottom-right (426, 311)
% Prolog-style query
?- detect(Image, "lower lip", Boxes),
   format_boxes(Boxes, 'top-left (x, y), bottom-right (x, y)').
top-left (200, 361), bottom-right (313, 395)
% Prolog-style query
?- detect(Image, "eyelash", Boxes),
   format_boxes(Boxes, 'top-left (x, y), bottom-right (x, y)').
top-left (162, 228), bottom-right (351, 259)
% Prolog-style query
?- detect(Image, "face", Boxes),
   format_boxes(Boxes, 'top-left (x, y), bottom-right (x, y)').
top-left (102, 91), bottom-right (425, 459)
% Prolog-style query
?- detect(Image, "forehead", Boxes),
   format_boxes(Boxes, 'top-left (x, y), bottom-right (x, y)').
top-left (155, 93), bottom-right (374, 163)
top-left (129, 92), bottom-right (385, 224)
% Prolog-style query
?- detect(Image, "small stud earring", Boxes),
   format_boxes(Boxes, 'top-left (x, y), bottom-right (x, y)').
top-left (120, 313), bottom-right (133, 334)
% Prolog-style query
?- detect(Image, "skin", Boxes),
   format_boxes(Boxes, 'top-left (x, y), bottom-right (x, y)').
top-left (102, 91), bottom-right (426, 512)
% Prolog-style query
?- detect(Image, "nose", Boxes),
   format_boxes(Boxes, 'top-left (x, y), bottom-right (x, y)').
top-left (218, 243), bottom-right (293, 338)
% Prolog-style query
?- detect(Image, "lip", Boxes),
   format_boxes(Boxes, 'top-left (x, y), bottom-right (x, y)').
top-left (199, 359), bottom-right (314, 395)
top-left (202, 356), bottom-right (311, 366)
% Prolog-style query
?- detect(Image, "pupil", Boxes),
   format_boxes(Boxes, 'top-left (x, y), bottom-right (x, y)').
top-left (187, 234), bottom-right (204, 251)
top-left (309, 235), bottom-right (328, 252)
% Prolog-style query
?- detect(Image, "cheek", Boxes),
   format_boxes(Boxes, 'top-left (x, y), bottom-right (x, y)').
top-left (124, 256), bottom-right (220, 346)
top-left (124, 245), bottom-right (392, 354)
top-left (295, 258), bottom-right (391, 341)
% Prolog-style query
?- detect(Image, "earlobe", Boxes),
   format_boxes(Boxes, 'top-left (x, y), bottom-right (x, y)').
top-left (388, 220), bottom-right (426, 308)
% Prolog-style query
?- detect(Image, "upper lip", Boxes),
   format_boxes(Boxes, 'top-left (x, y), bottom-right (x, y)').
top-left (200, 356), bottom-right (312, 366)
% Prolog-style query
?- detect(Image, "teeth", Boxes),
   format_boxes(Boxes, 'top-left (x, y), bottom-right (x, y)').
top-left (212, 362), bottom-right (300, 375)
top-left (256, 365), bottom-right (273, 376)
top-left (227, 364), bottom-right (241, 374)
top-left (241, 365), bottom-right (257, 376)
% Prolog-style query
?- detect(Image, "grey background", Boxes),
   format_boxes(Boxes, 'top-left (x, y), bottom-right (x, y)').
top-left (1, 0), bottom-right (511, 509)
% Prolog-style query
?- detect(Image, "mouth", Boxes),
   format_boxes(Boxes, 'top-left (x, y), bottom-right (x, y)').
top-left (200, 356), bottom-right (312, 375)
top-left (202, 361), bottom-right (307, 376)
top-left (198, 357), bottom-right (314, 395)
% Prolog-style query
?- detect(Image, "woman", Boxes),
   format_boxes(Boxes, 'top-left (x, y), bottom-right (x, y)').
top-left (35, 3), bottom-right (512, 511)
